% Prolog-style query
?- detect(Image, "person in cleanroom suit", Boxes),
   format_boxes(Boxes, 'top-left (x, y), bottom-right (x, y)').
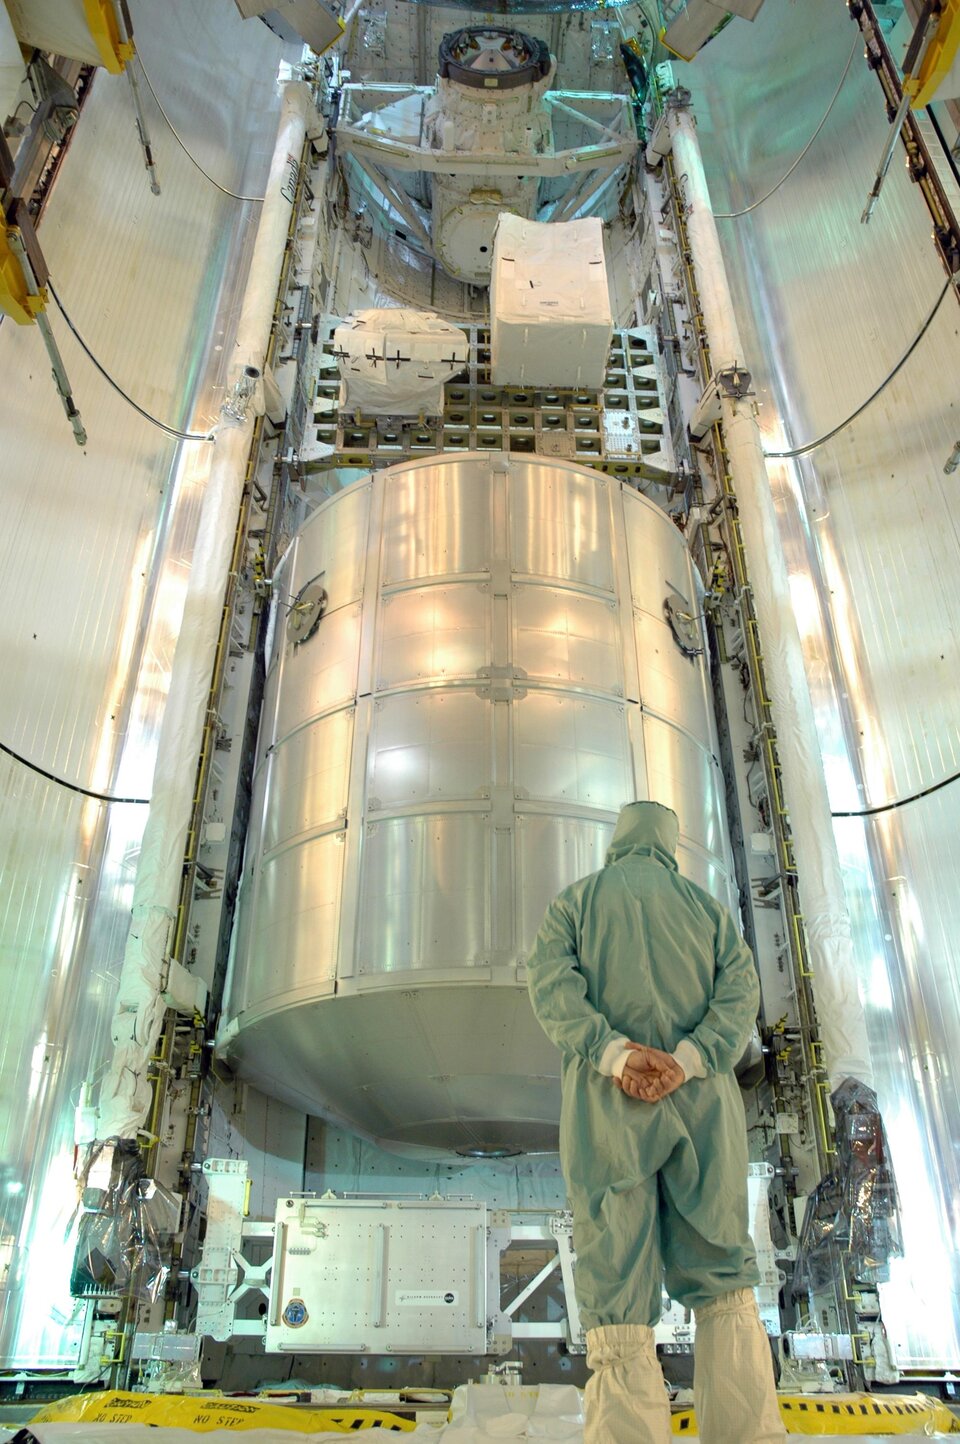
top-left (527, 801), bottom-right (785, 1444)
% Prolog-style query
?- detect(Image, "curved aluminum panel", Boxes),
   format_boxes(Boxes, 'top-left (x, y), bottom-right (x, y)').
top-left (222, 454), bottom-right (731, 1152)
top-left (509, 464), bottom-right (615, 590)
top-left (382, 461), bottom-right (492, 583)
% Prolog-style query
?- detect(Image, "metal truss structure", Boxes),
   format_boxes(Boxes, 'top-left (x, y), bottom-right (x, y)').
top-left (296, 322), bottom-right (678, 486)
top-left (191, 1159), bottom-right (585, 1354)
top-left (191, 1160), bottom-right (780, 1358)
top-left (335, 82), bottom-right (636, 179)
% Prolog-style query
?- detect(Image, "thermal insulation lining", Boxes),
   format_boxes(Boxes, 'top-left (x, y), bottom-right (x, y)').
top-left (334, 309), bottom-right (469, 416)
top-left (662, 0), bottom-right (766, 63)
top-left (490, 215), bottom-right (613, 388)
top-left (233, 0), bottom-right (342, 56)
top-left (688, 0), bottom-right (960, 1370)
top-left (2, 0), bottom-right (105, 65)
top-left (0, 5), bottom-right (24, 121)
top-left (0, 0), bottom-right (292, 1369)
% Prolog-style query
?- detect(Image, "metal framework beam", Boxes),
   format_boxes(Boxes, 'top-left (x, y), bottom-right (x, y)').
top-left (334, 83), bottom-right (636, 179)
top-left (336, 128), bottom-right (635, 178)
top-left (348, 151), bottom-right (433, 251)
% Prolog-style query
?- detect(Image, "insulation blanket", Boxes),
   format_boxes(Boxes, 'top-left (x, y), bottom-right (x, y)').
top-left (94, 81), bottom-right (311, 1142)
top-left (444, 1382), bottom-right (583, 1436)
top-left (490, 215), bottom-right (612, 388)
top-left (334, 310), bottom-right (468, 416)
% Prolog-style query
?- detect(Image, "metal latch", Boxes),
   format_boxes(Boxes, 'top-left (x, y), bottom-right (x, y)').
top-left (689, 365), bottom-right (753, 439)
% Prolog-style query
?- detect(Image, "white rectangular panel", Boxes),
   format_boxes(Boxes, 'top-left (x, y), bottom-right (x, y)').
top-left (638, 713), bottom-right (726, 861)
top-left (240, 830), bottom-right (345, 1013)
top-left (267, 1199), bottom-right (488, 1354)
top-left (634, 610), bottom-right (713, 741)
top-left (266, 544), bottom-right (297, 673)
top-left (296, 482), bottom-right (372, 611)
top-left (275, 603), bottom-right (362, 739)
top-left (621, 488), bottom-right (697, 622)
top-left (675, 842), bottom-right (735, 908)
top-left (516, 813), bottom-right (613, 953)
top-left (662, 3), bottom-right (729, 61)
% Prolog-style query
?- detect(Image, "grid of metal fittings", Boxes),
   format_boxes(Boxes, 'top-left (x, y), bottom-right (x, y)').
top-left (299, 322), bottom-right (676, 484)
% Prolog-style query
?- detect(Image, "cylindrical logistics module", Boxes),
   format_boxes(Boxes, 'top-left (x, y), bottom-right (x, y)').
top-left (220, 454), bottom-right (733, 1154)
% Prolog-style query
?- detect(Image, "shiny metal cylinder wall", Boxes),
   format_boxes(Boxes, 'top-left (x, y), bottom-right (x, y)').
top-left (221, 454), bottom-right (731, 1153)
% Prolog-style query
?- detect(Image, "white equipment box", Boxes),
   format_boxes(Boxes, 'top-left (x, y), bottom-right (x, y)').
top-left (490, 215), bottom-right (613, 388)
top-left (334, 309), bottom-right (468, 416)
top-left (267, 1197), bottom-right (493, 1353)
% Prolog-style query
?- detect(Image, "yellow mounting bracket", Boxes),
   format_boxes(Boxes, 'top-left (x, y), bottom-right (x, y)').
top-left (84, 0), bottom-right (135, 74)
top-left (906, 0), bottom-right (960, 108)
top-left (1, 209), bottom-right (46, 324)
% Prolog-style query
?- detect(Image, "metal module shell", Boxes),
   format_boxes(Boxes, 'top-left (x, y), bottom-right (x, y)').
top-left (220, 454), bottom-right (732, 1154)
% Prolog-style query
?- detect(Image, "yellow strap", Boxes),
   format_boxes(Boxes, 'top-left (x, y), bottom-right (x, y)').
top-left (30, 1389), bottom-right (415, 1432)
top-left (672, 1392), bottom-right (960, 1435)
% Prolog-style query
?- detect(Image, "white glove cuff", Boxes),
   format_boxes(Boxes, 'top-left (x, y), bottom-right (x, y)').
top-left (610, 1049), bottom-right (633, 1081)
top-left (599, 1036), bottom-right (630, 1077)
top-left (672, 1038), bottom-right (707, 1081)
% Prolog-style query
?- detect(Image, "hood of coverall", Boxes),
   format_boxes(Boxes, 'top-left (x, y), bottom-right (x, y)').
top-left (605, 801), bottom-right (680, 868)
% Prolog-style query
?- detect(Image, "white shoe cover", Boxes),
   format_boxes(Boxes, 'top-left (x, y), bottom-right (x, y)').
top-left (584, 1324), bottom-right (671, 1444)
top-left (694, 1288), bottom-right (787, 1444)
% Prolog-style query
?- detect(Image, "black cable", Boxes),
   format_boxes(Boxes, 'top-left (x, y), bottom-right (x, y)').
top-left (764, 275), bottom-right (954, 460)
top-left (48, 283), bottom-right (215, 443)
top-left (832, 767), bottom-right (960, 818)
top-left (134, 53), bottom-right (266, 204)
top-left (0, 740), bottom-right (150, 805)
top-left (713, 37), bottom-right (859, 221)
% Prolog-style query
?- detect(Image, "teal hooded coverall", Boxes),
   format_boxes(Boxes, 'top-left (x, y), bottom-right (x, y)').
top-left (527, 802), bottom-right (761, 1332)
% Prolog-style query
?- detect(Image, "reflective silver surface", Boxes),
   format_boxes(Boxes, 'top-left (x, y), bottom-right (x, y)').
top-left (223, 454), bottom-right (732, 1152)
top-left (0, 1), bottom-right (289, 1366)
top-left (691, 0), bottom-right (960, 1367)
